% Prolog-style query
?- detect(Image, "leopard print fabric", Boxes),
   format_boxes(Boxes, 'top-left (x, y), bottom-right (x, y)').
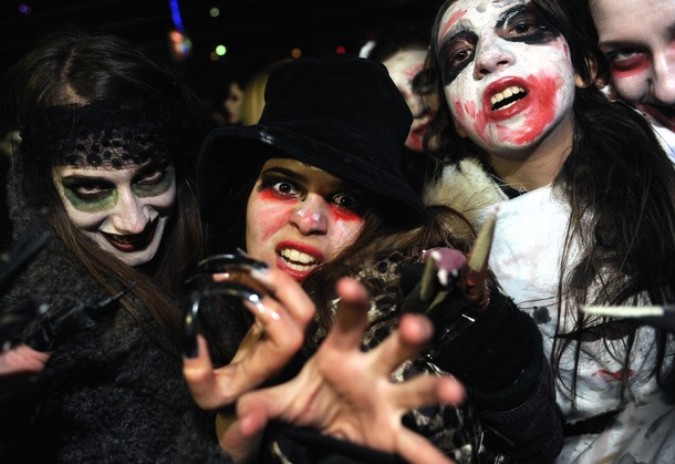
top-left (310, 248), bottom-right (508, 463)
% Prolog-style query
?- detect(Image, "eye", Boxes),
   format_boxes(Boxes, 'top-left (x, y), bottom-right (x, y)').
top-left (136, 168), bottom-right (164, 186)
top-left (132, 164), bottom-right (175, 197)
top-left (445, 40), bottom-right (474, 68)
top-left (68, 181), bottom-right (112, 202)
top-left (450, 48), bottom-right (472, 67)
top-left (606, 48), bottom-right (648, 71)
top-left (331, 192), bottom-right (364, 213)
top-left (273, 180), bottom-right (300, 196)
top-left (500, 6), bottom-right (559, 43)
top-left (511, 22), bottom-right (537, 35)
top-left (258, 176), bottom-right (303, 199)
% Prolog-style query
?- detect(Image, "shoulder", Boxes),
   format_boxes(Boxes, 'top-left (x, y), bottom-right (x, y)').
top-left (423, 157), bottom-right (506, 229)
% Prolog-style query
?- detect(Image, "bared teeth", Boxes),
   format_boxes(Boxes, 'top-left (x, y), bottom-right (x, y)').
top-left (279, 248), bottom-right (320, 271)
top-left (490, 86), bottom-right (526, 110)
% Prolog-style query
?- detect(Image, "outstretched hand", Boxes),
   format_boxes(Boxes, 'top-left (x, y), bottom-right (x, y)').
top-left (182, 266), bottom-right (315, 409)
top-left (224, 277), bottom-right (465, 464)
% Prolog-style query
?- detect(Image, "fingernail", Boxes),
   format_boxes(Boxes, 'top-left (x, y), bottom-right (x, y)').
top-left (249, 295), bottom-right (280, 321)
top-left (250, 265), bottom-right (270, 283)
top-left (182, 300), bottom-right (200, 359)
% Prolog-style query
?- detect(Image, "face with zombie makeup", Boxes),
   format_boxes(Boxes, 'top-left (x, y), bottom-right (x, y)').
top-left (435, 0), bottom-right (577, 156)
top-left (590, 0), bottom-right (675, 133)
top-left (52, 159), bottom-right (176, 267)
top-left (245, 158), bottom-right (366, 282)
top-left (382, 48), bottom-right (437, 152)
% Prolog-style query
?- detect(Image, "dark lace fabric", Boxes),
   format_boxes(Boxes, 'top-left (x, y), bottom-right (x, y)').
top-left (19, 99), bottom-right (185, 167)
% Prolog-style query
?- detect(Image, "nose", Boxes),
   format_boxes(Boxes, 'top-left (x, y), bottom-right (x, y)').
top-left (290, 194), bottom-right (328, 235)
top-left (652, 53), bottom-right (675, 106)
top-left (111, 189), bottom-right (149, 234)
top-left (473, 37), bottom-right (515, 80)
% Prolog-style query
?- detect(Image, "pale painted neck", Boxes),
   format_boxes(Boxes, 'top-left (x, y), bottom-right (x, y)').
top-left (488, 114), bottom-right (574, 192)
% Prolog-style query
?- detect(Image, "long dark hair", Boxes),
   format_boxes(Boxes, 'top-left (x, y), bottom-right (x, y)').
top-left (304, 204), bottom-right (477, 333)
top-left (3, 25), bottom-right (211, 347)
top-left (426, 0), bottom-right (675, 406)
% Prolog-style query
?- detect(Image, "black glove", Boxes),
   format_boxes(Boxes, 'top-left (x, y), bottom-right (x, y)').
top-left (432, 289), bottom-right (544, 410)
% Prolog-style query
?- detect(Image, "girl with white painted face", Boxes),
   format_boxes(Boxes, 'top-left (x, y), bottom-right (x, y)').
top-left (423, 0), bottom-right (675, 462)
top-left (361, 26), bottom-right (441, 195)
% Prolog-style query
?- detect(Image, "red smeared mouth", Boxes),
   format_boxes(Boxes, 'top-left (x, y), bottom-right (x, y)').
top-left (484, 77), bottom-right (530, 122)
top-left (102, 218), bottom-right (158, 252)
top-left (637, 103), bottom-right (675, 133)
top-left (275, 241), bottom-right (324, 281)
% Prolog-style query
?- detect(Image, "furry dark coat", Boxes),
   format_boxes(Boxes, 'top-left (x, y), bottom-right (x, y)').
top-left (0, 232), bottom-right (235, 463)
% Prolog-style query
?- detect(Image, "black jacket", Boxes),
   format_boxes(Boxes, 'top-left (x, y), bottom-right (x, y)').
top-left (0, 230), bottom-right (235, 463)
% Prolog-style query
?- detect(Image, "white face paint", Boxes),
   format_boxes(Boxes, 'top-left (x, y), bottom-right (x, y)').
top-left (435, 0), bottom-right (576, 155)
top-left (591, 0), bottom-right (675, 132)
top-left (52, 161), bottom-right (176, 267)
top-left (383, 48), bottom-right (435, 152)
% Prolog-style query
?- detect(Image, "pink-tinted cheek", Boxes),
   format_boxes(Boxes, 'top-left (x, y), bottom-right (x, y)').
top-left (327, 210), bottom-right (364, 255)
top-left (252, 191), bottom-right (295, 243)
top-left (497, 74), bottom-right (561, 144)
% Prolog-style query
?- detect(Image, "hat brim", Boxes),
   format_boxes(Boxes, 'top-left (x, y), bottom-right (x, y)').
top-left (197, 123), bottom-right (428, 228)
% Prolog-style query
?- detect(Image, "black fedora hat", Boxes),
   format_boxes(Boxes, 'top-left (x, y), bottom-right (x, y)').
top-left (197, 55), bottom-right (428, 230)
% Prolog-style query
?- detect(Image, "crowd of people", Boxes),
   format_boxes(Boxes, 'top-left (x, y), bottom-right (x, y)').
top-left (0, 0), bottom-right (673, 463)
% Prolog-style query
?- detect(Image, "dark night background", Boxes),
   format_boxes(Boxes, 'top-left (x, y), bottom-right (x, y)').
top-left (0, 0), bottom-right (443, 104)
top-left (0, 0), bottom-right (444, 247)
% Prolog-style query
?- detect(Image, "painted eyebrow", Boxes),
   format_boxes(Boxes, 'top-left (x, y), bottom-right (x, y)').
top-left (135, 158), bottom-right (170, 176)
top-left (596, 39), bottom-right (643, 50)
top-left (439, 18), bottom-right (473, 44)
top-left (439, 2), bottom-right (524, 40)
top-left (438, 29), bottom-right (476, 58)
top-left (261, 166), bottom-right (359, 191)
top-left (495, 4), bottom-right (528, 28)
top-left (260, 166), bottom-right (306, 182)
top-left (59, 174), bottom-right (116, 188)
top-left (599, 22), bottom-right (675, 50)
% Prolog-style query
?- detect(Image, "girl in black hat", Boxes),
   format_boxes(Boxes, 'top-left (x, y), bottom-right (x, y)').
top-left (193, 55), bottom-right (563, 463)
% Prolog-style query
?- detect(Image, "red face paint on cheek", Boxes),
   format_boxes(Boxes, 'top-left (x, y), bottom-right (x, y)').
top-left (252, 190), bottom-right (297, 243)
top-left (610, 54), bottom-right (650, 79)
top-left (454, 98), bottom-right (490, 143)
top-left (496, 74), bottom-right (562, 144)
top-left (328, 205), bottom-right (363, 223)
top-left (258, 189), bottom-right (291, 202)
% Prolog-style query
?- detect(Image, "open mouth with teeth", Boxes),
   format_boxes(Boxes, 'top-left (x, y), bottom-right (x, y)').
top-left (102, 218), bottom-right (158, 252)
top-left (278, 248), bottom-right (320, 271)
top-left (490, 85), bottom-right (528, 111)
